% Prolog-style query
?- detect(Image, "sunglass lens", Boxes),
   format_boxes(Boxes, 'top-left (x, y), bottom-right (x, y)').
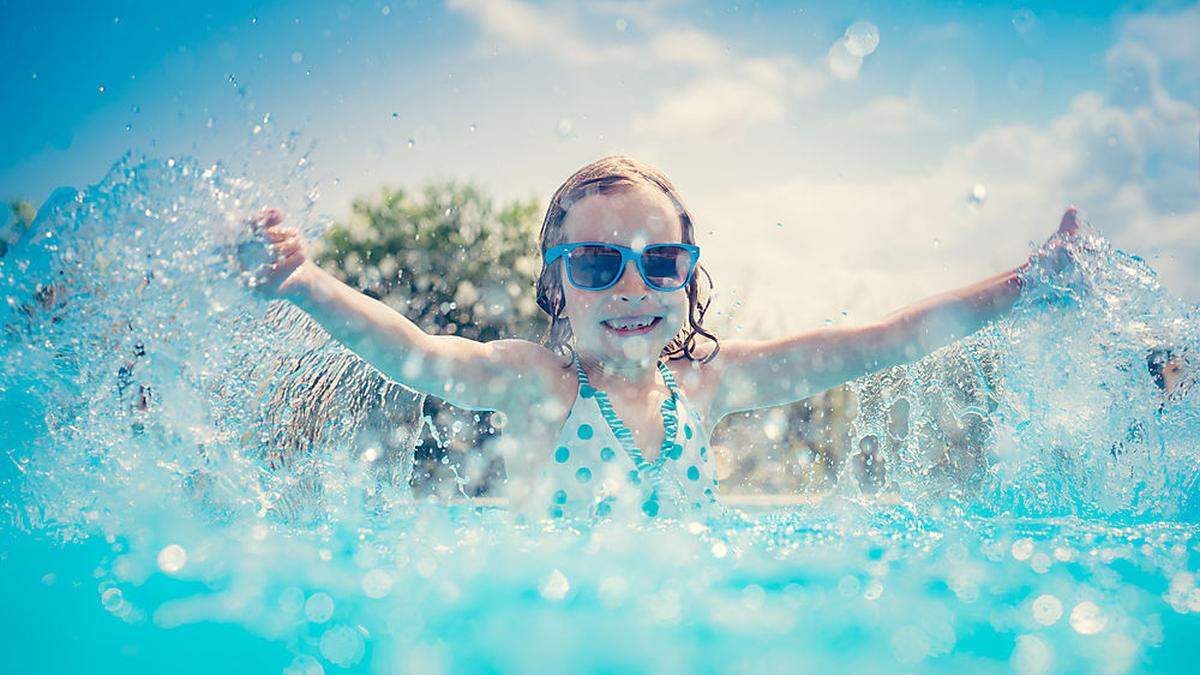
top-left (643, 246), bottom-right (692, 289)
top-left (569, 245), bottom-right (623, 289)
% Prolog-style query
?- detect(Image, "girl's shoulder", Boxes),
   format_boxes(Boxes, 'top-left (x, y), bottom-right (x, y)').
top-left (486, 338), bottom-right (579, 405)
top-left (663, 350), bottom-right (724, 424)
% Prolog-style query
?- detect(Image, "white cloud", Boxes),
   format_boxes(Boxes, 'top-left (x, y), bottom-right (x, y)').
top-left (841, 96), bottom-right (938, 135)
top-left (447, 0), bottom-right (827, 139)
top-left (1118, 3), bottom-right (1200, 74)
top-left (632, 75), bottom-right (787, 138)
top-left (649, 27), bottom-right (727, 66)
top-left (694, 4), bottom-right (1200, 331)
top-left (632, 56), bottom-right (825, 138)
top-left (445, 0), bottom-right (632, 64)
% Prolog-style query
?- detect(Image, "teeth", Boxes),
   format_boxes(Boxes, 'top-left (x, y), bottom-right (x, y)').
top-left (605, 315), bottom-right (657, 330)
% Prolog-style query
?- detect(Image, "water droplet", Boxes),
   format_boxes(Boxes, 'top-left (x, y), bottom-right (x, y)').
top-left (291, 51), bottom-right (303, 64)
top-left (319, 625), bottom-right (365, 667)
top-left (361, 569), bottom-right (393, 598)
top-left (1069, 601), bottom-right (1107, 634)
top-left (406, 138), bottom-right (415, 149)
top-left (776, 222), bottom-right (783, 228)
top-left (1011, 7), bottom-right (1037, 35)
top-left (156, 544), bottom-right (187, 573)
top-left (1032, 594), bottom-right (1062, 625)
top-left (468, 123), bottom-right (476, 132)
top-left (932, 238), bottom-right (941, 249)
top-left (130, 104), bottom-right (140, 114)
top-left (101, 587), bottom-right (124, 611)
top-left (556, 118), bottom-right (573, 137)
top-left (381, 4), bottom-right (391, 15)
top-left (98, 85), bottom-right (106, 93)
top-left (844, 21), bottom-right (880, 57)
top-left (391, 112), bottom-right (398, 119)
top-left (968, 183), bottom-right (987, 206)
top-left (615, 17), bottom-right (628, 32)
top-left (1011, 635), bottom-right (1051, 674)
top-left (540, 569), bottom-right (570, 601)
top-left (305, 592), bottom-right (335, 623)
top-left (124, 124), bottom-right (132, 132)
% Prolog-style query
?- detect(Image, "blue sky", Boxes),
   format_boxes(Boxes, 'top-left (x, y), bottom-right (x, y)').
top-left (2, 0), bottom-right (1197, 330)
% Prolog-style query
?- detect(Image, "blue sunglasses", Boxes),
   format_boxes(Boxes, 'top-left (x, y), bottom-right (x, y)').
top-left (544, 242), bottom-right (701, 292)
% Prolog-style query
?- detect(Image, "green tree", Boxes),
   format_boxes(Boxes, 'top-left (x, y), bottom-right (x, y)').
top-left (316, 181), bottom-right (545, 497)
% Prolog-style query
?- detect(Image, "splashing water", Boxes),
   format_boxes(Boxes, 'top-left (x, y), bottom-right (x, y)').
top-left (1, 156), bottom-right (1198, 673)
top-left (0, 157), bottom-right (422, 541)
top-left (849, 228), bottom-right (1200, 522)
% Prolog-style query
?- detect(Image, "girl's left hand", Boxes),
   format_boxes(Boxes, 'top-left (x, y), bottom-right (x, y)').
top-left (1022, 206), bottom-right (1082, 278)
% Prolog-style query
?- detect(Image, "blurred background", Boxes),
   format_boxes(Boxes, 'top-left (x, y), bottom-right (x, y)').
top-left (2, 0), bottom-right (1197, 497)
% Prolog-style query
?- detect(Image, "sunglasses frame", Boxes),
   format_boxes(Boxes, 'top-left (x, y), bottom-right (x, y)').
top-left (544, 241), bottom-right (701, 292)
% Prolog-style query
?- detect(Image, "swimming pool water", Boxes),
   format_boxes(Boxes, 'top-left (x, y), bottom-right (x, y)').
top-left (3, 502), bottom-right (1198, 673)
top-left (1, 157), bottom-right (1198, 673)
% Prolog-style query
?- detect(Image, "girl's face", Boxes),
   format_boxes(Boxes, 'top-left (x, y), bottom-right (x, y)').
top-left (560, 186), bottom-right (689, 366)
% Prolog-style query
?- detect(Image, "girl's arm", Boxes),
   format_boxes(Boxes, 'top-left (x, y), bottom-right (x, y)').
top-left (708, 208), bottom-right (1080, 420)
top-left (247, 210), bottom-right (558, 413)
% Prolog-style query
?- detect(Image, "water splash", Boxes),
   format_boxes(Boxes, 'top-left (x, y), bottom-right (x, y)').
top-left (848, 224), bottom-right (1200, 521)
top-left (0, 155), bottom-right (423, 541)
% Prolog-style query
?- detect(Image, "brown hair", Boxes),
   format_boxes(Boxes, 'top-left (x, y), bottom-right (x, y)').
top-left (535, 155), bottom-right (719, 362)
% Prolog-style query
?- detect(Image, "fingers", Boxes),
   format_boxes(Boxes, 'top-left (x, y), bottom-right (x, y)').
top-left (254, 250), bottom-right (305, 287)
top-left (249, 208), bottom-right (286, 232)
top-left (1057, 206), bottom-right (1080, 236)
top-left (270, 238), bottom-right (302, 260)
top-left (263, 227), bottom-right (298, 242)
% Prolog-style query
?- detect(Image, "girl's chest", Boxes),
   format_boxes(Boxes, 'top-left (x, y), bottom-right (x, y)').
top-left (604, 393), bottom-right (677, 461)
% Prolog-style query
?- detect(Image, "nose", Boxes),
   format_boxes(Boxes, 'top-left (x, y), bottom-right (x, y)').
top-left (612, 258), bottom-right (650, 302)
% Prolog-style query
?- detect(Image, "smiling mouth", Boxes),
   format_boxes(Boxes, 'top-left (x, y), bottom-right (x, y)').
top-left (601, 315), bottom-right (663, 337)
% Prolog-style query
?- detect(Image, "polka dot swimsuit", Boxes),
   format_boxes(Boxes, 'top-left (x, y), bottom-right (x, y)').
top-left (535, 353), bottom-right (722, 520)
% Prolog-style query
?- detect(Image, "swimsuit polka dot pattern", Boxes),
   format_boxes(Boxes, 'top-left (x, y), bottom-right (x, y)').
top-left (534, 351), bottom-right (722, 520)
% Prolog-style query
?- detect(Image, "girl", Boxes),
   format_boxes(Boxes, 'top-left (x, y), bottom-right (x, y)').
top-left (249, 156), bottom-right (1080, 521)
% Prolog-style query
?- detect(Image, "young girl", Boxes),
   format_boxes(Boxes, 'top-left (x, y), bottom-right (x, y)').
top-left (248, 156), bottom-right (1080, 521)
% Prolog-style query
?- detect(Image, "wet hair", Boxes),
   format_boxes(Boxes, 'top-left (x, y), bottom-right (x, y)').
top-left (1147, 347), bottom-right (1174, 390)
top-left (535, 155), bottom-right (719, 363)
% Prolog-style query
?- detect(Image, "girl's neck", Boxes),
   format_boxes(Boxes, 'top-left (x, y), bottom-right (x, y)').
top-left (577, 350), bottom-right (661, 394)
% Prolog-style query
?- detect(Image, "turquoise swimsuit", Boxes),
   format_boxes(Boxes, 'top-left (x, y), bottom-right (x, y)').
top-left (533, 353), bottom-right (722, 520)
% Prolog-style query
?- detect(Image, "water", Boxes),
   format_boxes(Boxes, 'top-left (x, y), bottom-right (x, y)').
top-left (1, 157), bottom-right (1199, 673)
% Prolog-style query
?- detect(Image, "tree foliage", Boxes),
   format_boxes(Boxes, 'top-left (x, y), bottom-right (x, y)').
top-left (0, 200), bottom-right (36, 259)
top-left (317, 182), bottom-right (544, 343)
top-left (315, 181), bottom-right (546, 496)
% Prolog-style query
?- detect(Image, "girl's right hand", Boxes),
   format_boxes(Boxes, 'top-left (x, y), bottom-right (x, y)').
top-left (244, 208), bottom-right (310, 298)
